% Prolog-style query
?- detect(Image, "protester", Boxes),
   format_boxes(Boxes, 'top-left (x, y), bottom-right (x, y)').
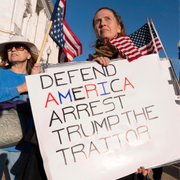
top-left (89, 7), bottom-right (126, 64)
top-left (0, 35), bottom-right (41, 180)
top-left (89, 7), bottom-right (154, 180)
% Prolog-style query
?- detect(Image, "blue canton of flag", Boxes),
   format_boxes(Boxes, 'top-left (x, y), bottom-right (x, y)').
top-left (50, 3), bottom-right (65, 49)
top-left (130, 24), bottom-right (152, 48)
top-left (129, 23), bottom-right (162, 55)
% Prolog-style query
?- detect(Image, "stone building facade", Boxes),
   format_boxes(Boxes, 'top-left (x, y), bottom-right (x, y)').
top-left (0, 0), bottom-right (59, 64)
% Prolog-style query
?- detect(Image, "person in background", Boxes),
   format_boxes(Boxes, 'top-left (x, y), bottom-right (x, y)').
top-left (89, 7), bottom-right (163, 180)
top-left (0, 35), bottom-right (41, 180)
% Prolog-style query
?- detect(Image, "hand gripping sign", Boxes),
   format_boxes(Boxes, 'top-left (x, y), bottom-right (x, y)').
top-left (26, 54), bottom-right (180, 180)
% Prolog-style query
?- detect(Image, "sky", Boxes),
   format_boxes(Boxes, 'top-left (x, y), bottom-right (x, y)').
top-left (52, 0), bottom-right (180, 79)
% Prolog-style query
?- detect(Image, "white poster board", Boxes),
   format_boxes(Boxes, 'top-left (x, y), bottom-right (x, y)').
top-left (26, 54), bottom-right (180, 180)
top-left (160, 58), bottom-right (180, 111)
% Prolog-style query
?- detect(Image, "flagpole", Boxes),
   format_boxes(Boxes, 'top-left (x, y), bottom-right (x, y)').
top-left (146, 17), bottom-right (159, 54)
top-left (168, 58), bottom-right (180, 92)
top-left (150, 18), bottom-right (168, 59)
top-left (36, 21), bottom-right (53, 64)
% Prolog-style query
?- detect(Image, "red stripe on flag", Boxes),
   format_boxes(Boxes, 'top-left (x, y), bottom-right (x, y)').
top-left (110, 35), bottom-right (142, 61)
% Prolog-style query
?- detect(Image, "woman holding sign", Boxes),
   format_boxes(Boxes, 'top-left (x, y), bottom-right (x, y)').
top-left (0, 35), bottom-right (41, 180)
top-left (89, 7), bottom-right (144, 63)
top-left (88, 7), bottom-right (126, 64)
top-left (89, 7), bottom-right (154, 180)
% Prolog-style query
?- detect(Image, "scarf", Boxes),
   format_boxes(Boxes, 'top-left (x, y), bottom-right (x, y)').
top-left (92, 45), bottom-right (126, 59)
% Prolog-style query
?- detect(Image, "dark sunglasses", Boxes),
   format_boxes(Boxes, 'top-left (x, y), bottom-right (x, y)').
top-left (6, 43), bottom-right (29, 52)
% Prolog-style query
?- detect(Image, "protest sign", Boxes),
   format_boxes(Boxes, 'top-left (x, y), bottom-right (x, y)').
top-left (26, 54), bottom-right (180, 180)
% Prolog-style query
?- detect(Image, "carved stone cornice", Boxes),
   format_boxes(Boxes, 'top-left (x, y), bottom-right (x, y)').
top-left (39, 0), bottom-right (54, 19)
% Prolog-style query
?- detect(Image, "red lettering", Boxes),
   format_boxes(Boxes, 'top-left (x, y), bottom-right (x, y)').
top-left (124, 77), bottom-right (134, 91)
top-left (84, 84), bottom-right (98, 98)
top-left (45, 92), bottom-right (59, 108)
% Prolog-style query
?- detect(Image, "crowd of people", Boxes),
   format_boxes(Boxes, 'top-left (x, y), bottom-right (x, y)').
top-left (0, 7), bottom-right (162, 180)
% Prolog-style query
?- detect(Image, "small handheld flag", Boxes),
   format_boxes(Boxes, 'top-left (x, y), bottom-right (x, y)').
top-left (129, 23), bottom-right (163, 55)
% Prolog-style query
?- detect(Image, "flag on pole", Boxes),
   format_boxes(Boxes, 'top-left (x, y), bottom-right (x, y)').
top-left (110, 35), bottom-right (142, 61)
top-left (129, 23), bottom-right (163, 55)
top-left (49, 0), bottom-right (82, 63)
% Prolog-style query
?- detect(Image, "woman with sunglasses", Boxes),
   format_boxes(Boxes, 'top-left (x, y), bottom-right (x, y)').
top-left (0, 35), bottom-right (41, 180)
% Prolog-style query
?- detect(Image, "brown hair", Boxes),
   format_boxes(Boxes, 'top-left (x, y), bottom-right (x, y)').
top-left (0, 47), bottom-right (36, 75)
top-left (93, 7), bottom-right (126, 48)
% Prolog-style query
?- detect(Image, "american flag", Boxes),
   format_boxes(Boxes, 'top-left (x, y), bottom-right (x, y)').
top-left (129, 23), bottom-right (163, 55)
top-left (110, 35), bottom-right (142, 61)
top-left (49, 0), bottom-right (82, 63)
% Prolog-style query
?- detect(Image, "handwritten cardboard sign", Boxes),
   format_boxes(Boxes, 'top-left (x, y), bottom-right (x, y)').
top-left (26, 54), bottom-right (180, 180)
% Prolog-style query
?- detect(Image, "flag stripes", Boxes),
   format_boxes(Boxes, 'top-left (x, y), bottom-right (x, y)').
top-left (129, 23), bottom-right (163, 55)
top-left (50, 0), bottom-right (82, 63)
top-left (110, 35), bottom-right (142, 61)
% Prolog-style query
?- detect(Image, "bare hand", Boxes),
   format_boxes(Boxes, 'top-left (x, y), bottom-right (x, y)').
top-left (135, 167), bottom-right (151, 176)
top-left (17, 64), bottom-right (41, 94)
top-left (31, 63), bottom-right (41, 75)
top-left (93, 57), bottom-right (110, 66)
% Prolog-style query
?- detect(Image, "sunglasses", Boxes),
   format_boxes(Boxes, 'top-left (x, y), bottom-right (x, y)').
top-left (6, 43), bottom-right (29, 52)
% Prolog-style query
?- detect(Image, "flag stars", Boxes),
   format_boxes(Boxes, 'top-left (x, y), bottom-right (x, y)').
top-left (49, 5), bottom-right (65, 49)
top-left (49, 1), bottom-right (82, 62)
